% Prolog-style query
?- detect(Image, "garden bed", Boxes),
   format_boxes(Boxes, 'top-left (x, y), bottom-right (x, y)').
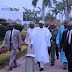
top-left (0, 45), bottom-right (27, 69)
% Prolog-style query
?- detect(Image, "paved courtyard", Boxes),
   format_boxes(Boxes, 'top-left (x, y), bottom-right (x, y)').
top-left (0, 56), bottom-right (68, 72)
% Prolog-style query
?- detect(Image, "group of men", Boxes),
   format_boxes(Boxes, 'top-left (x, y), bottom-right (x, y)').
top-left (58, 21), bottom-right (72, 72)
top-left (25, 20), bottom-right (72, 72)
top-left (2, 20), bottom-right (72, 72)
top-left (25, 20), bottom-right (57, 71)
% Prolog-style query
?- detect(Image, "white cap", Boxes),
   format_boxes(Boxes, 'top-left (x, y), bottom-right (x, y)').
top-left (39, 20), bottom-right (44, 24)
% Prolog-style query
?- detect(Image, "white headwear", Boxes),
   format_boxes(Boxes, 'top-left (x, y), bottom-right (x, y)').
top-left (39, 20), bottom-right (44, 24)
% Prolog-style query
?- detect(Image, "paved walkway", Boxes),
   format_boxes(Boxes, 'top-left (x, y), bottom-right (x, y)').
top-left (0, 56), bottom-right (68, 72)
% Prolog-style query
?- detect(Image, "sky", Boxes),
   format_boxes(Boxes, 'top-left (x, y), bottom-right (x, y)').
top-left (0, 0), bottom-right (63, 21)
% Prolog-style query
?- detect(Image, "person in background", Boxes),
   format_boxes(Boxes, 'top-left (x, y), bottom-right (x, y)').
top-left (31, 20), bottom-right (52, 71)
top-left (25, 21), bottom-right (35, 54)
top-left (49, 23), bottom-right (58, 66)
top-left (2, 24), bottom-right (22, 71)
top-left (59, 21), bottom-right (72, 72)
top-left (45, 22), bottom-right (50, 29)
top-left (56, 20), bottom-right (68, 69)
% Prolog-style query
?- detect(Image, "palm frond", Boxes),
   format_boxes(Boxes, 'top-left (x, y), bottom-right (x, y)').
top-left (32, 0), bottom-right (38, 7)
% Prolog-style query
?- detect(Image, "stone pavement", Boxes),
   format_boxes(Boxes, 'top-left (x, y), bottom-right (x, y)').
top-left (0, 56), bottom-right (68, 72)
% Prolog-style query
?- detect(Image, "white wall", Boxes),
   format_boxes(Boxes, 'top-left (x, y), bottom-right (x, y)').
top-left (0, 11), bottom-right (23, 24)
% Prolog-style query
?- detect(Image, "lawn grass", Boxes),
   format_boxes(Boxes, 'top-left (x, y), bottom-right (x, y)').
top-left (0, 41), bottom-right (3, 44)
top-left (0, 44), bottom-right (2, 48)
top-left (0, 44), bottom-right (7, 48)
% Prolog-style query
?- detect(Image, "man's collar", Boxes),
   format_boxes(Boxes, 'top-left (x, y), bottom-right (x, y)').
top-left (51, 29), bottom-right (55, 31)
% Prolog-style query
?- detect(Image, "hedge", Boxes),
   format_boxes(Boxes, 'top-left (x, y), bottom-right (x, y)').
top-left (0, 24), bottom-right (24, 41)
top-left (0, 25), bottom-right (7, 41)
top-left (0, 19), bottom-right (6, 22)
top-left (0, 22), bottom-right (10, 26)
top-left (0, 46), bottom-right (27, 68)
top-left (13, 22), bottom-right (24, 31)
top-left (21, 32), bottom-right (26, 41)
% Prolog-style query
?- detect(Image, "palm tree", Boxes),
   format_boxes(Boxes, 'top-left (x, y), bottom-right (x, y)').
top-left (49, 7), bottom-right (59, 20)
top-left (22, 7), bottom-right (41, 21)
top-left (66, 0), bottom-right (70, 21)
top-left (55, 0), bottom-right (72, 21)
top-left (32, 0), bottom-right (56, 21)
top-left (53, 0), bottom-right (66, 22)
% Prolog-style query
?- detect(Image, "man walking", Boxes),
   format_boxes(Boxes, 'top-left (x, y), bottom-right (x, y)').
top-left (45, 22), bottom-right (50, 29)
top-left (31, 20), bottom-right (52, 71)
top-left (56, 20), bottom-right (68, 69)
top-left (50, 23), bottom-right (58, 66)
top-left (59, 22), bottom-right (72, 72)
top-left (25, 21), bottom-right (35, 54)
top-left (2, 24), bottom-right (22, 70)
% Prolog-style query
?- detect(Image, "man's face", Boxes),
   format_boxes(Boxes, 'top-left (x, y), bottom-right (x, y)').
top-left (39, 23), bottom-right (44, 28)
top-left (9, 26), bottom-right (13, 30)
top-left (64, 23), bottom-right (68, 28)
top-left (68, 25), bottom-right (72, 30)
top-left (29, 24), bottom-right (34, 28)
top-left (45, 23), bottom-right (49, 27)
top-left (50, 26), bottom-right (54, 29)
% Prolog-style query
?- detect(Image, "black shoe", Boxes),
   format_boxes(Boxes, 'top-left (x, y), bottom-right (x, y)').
top-left (39, 68), bottom-right (44, 71)
top-left (13, 65), bottom-right (17, 68)
top-left (37, 62), bottom-right (40, 67)
top-left (51, 63), bottom-right (54, 66)
top-left (64, 66), bottom-right (67, 70)
top-left (8, 67), bottom-right (12, 71)
top-left (37, 61), bottom-right (39, 64)
top-left (57, 56), bottom-right (59, 59)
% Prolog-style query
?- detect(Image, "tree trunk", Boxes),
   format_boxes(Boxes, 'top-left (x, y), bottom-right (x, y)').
top-left (66, 0), bottom-right (70, 22)
top-left (65, 7), bottom-right (67, 20)
top-left (42, 2), bottom-right (45, 22)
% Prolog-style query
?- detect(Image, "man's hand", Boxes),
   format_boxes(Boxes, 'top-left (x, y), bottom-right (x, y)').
top-left (58, 49), bottom-right (61, 52)
top-left (18, 48), bottom-right (21, 51)
top-left (30, 44), bottom-right (33, 49)
top-left (26, 44), bottom-right (28, 47)
top-left (57, 44), bottom-right (60, 47)
top-left (2, 46), bottom-right (5, 48)
top-left (48, 47), bottom-right (51, 50)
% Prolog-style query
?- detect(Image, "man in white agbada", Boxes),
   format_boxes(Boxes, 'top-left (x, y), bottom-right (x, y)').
top-left (25, 22), bottom-right (35, 54)
top-left (31, 20), bottom-right (52, 71)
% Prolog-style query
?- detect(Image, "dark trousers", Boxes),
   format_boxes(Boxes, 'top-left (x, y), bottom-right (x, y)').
top-left (48, 48), bottom-right (50, 56)
top-left (65, 44), bottom-right (72, 72)
top-left (56, 46), bottom-right (59, 58)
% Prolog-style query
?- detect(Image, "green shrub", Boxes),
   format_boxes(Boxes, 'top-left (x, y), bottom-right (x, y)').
top-left (13, 22), bottom-right (24, 31)
top-left (0, 41), bottom-right (3, 44)
top-left (21, 32), bottom-right (26, 41)
top-left (0, 46), bottom-right (27, 67)
top-left (0, 22), bottom-right (10, 26)
top-left (0, 19), bottom-right (6, 22)
top-left (0, 25), bottom-right (7, 41)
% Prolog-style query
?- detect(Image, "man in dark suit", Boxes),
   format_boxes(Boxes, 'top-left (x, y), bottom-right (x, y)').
top-left (59, 22), bottom-right (72, 72)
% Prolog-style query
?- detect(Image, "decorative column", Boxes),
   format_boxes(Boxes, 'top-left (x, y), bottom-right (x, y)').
top-left (25, 54), bottom-right (35, 72)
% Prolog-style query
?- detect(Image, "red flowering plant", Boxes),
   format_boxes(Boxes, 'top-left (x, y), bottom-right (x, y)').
top-left (0, 46), bottom-right (8, 54)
